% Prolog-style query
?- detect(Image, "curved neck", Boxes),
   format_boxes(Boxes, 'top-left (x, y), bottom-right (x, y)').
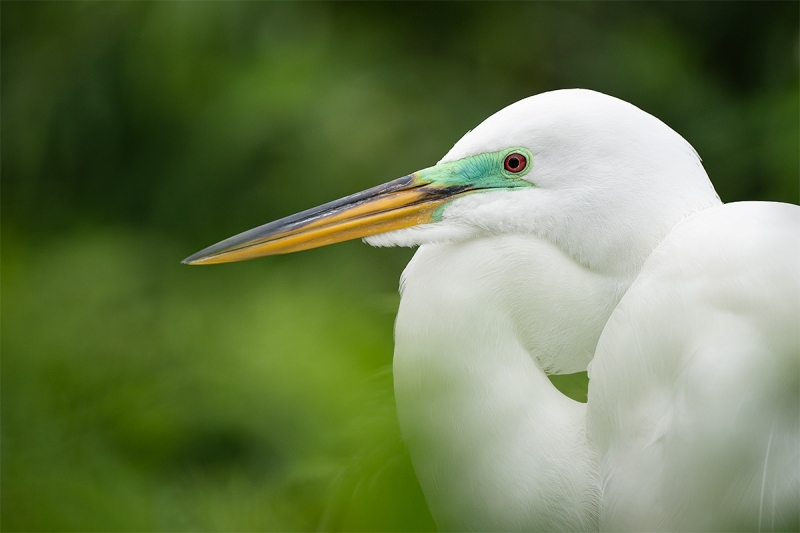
top-left (395, 335), bottom-right (599, 531)
top-left (394, 237), bottom-right (612, 531)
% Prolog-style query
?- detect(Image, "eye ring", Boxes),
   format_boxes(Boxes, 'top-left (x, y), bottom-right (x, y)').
top-left (503, 153), bottom-right (527, 173)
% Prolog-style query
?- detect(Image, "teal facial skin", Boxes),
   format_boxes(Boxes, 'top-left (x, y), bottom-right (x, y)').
top-left (183, 147), bottom-right (534, 265)
top-left (414, 147), bottom-right (535, 222)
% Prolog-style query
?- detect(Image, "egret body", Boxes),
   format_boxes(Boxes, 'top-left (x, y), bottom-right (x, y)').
top-left (184, 90), bottom-right (800, 531)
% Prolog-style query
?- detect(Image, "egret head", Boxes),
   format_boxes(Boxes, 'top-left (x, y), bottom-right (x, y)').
top-left (184, 89), bottom-right (720, 276)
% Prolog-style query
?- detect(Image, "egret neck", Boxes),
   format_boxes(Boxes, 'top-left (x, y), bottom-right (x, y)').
top-left (393, 234), bottom-right (626, 531)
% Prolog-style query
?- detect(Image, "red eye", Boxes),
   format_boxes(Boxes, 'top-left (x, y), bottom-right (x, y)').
top-left (504, 153), bottom-right (527, 173)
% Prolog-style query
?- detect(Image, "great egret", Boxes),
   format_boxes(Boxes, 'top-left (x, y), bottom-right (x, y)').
top-left (184, 89), bottom-right (800, 532)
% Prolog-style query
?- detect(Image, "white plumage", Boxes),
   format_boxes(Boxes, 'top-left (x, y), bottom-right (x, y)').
top-left (590, 202), bottom-right (799, 531)
top-left (372, 90), bottom-right (799, 531)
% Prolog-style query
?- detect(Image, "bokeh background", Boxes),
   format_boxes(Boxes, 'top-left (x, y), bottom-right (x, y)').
top-left (2, 2), bottom-right (798, 531)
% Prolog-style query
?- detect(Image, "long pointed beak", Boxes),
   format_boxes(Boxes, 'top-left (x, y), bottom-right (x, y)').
top-left (182, 173), bottom-right (469, 265)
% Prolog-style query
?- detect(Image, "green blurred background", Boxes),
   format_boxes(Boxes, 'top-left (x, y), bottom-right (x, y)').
top-left (2, 2), bottom-right (798, 531)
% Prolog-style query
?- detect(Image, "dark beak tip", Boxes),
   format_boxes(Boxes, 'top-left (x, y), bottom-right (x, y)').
top-left (181, 254), bottom-right (203, 265)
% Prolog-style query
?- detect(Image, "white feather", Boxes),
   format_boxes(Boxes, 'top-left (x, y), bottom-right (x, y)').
top-left (376, 90), bottom-right (799, 531)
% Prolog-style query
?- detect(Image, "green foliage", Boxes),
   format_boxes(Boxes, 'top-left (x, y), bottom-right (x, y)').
top-left (2, 231), bottom-right (431, 530)
top-left (2, 2), bottom-right (797, 531)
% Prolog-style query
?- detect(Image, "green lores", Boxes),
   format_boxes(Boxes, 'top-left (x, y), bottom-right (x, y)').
top-left (418, 147), bottom-right (533, 189)
top-left (418, 147), bottom-right (535, 222)
top-left (183, 147), bottom-right (534, 265)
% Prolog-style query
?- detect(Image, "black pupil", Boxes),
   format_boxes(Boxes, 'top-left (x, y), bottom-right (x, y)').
top-left (508, 157), bottom-right (520, 169)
